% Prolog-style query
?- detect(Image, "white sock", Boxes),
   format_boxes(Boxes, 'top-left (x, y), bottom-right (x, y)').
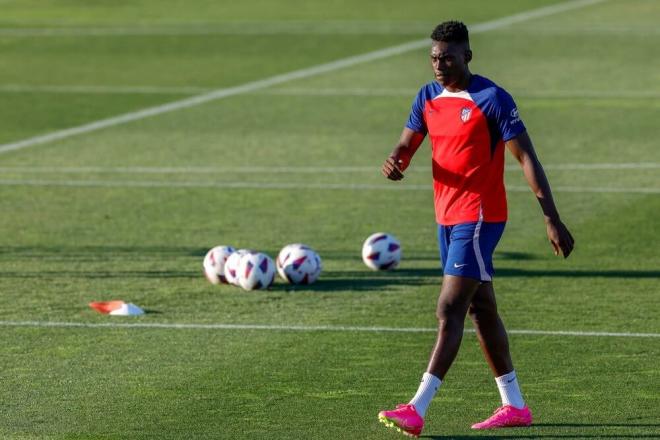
top-left (409, 372), bottom-right (442, 417)
top-left (495, 370), bottom-right (525, 409)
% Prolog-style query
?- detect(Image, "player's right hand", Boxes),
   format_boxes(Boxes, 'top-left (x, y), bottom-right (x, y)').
top-left (382, 148), bottom-right (411, 181)
top-left (382, 156), bottom-right (405, 180)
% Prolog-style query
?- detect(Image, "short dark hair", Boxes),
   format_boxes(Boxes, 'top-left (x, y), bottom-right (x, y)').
top-left (430, 21), bottom-right (469, 44)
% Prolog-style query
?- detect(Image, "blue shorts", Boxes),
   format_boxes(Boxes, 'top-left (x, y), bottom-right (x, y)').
top-left (437, 222), bottom-right (505, 282)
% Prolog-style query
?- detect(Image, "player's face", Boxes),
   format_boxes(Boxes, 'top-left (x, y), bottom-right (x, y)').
top-left (430, 41), bottom-right (471, 90)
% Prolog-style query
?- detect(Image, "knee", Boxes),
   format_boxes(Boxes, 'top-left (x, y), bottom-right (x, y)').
top-left (467, 300), bottom-right (497, 322)
top-left (435, 300), bottom-right (465, 324)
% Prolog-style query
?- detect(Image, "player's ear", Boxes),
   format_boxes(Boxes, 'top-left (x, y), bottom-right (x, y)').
top-left (464, 49), bottom-right (473, 63)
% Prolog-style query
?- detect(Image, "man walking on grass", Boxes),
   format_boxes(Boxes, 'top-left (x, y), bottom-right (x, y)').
top-left (378, 21), bottom-right (574, 437)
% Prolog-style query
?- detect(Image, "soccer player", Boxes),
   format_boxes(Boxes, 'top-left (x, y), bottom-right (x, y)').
top-left (377, 21), bottom-right (574, 437)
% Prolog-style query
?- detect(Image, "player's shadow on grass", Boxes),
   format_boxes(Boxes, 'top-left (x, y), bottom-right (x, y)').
top-left (307, 268), bottom-right (442, 292)
top-left (2, 267), bottom-right (659, 283)
top-left (422, 435), bottom-right (659, 439)
top-left (294, 265), bottom-right (660, 292)
top-left (422, 423), bottom-right (660, 439)
top-left (2, 245), bottom-right (658, 282)
top-left (533, 423), bottom-right (660, 428)
top-left (0, 270), bottom-right (198, 279)
top-left (496, 268), bottom-right (660, 279)
top-left (0, 245), bottom-right (203, 260)
top-left (495, 251), bottom-right (538, 260)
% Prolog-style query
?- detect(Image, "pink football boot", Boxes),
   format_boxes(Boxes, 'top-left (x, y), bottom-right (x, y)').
top-left (378, 404), bottom-right (424, 437)
top-left (471, 405), bottom-right (532, 429)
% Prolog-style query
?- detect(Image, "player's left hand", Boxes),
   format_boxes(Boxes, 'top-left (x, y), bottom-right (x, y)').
top-left (545, 218), bottom-right (574, 258)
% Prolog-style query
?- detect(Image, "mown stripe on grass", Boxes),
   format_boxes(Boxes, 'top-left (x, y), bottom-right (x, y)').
top-left (5, 21), bottom-right (655, 38)
top-left (0, 320), bottom-right (657, 338)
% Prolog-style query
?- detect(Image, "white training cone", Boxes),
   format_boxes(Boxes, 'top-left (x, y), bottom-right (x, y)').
top-left (110, 303), bottom-right (144, 316)
top-left (89, 301), bottom-right (145, 316)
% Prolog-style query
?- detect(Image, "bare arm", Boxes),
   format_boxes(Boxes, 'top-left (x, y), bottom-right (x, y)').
top-left (381, 128), bottom-right (426, 180)
top-left (506, 131), bottom-right (575, 258)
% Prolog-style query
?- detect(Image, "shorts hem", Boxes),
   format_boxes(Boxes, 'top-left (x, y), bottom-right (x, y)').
top-left (443, 269), bottom-right (491, 282)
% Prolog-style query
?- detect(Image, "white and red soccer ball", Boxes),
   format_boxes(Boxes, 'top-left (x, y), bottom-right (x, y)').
top-left (237, 252), bottom-right (276, 290)
top-left (224, 249), bottom-right (252, 286)
top-left (203, 242), bottom-right (326, 289)
top-left (203, 245), bottom-right (236, 284)
top-left (362, 232), bottom-right (401, 270)
top-left (276, 244), bottom-right (322, 285)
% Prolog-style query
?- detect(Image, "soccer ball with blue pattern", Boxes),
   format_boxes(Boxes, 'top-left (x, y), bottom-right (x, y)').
top-left (237, 252), bottom-right (276, 290)
top-left (224, 249), bottom-right (252, 286)
top-left (362, 233), bottom-right (401, 271)
top-left (203, 245), bottom-right (236, 284)
top-left (277, 244), bottom-right (322, 285)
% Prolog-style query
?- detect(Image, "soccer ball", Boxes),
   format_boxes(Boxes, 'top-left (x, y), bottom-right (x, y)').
top-left (237, 252), bottom-right (276, 290)
top-left (362, 232), bottom-right (401, 270)
top-left (276, 244), bottom-right (322, 285)
top-left (275, 243), bottom-right (311, 281)
top-left (202, 245), bottom-right (236, 284)
top-left (276, 243), bottom-right (308, 280)
top-left (224, 249), bottom-right (252, 286)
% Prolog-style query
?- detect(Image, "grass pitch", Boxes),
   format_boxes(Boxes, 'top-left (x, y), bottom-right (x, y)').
top-left (0, 0), bottom-right (659, 439)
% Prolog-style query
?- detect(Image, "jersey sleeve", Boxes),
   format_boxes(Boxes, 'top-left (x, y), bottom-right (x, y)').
top-left (495, 88), bottom-right (526, 141)
top-left (405, 87), bottom-right (428, 135)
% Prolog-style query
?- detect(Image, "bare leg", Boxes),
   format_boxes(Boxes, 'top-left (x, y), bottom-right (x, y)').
top-left (468, 282), bottom-right (513, 376)
top-left (467, 283), bottom-right (532, 426)
top-left (426, 275), bottom-right (481, 380)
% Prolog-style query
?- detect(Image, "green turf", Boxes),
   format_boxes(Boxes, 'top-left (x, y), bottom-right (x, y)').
top-left (0, 0), bottom-right (560, 26)
top-left (0, 0), bottom-right (659, 439)
top-left (1, 329), bottom-right (657, 439)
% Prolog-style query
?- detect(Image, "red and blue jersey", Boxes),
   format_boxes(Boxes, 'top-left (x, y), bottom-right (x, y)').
top-left (406, 75), bottom-right (526, 225)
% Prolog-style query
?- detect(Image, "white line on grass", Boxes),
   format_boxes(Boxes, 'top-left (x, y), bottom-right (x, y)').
top-left (3, 85), bottom-right (659, 100)
top-left (499, 24), bottom-right (660, 36)
top-left (0, 22), bottom-right (442, 37)
top-left (0, 84), bottom-right (208, 95)
top-left (540, 163), bottom-right (660, 170)
top-left (0, 0), bottom-right (605, 156)
top-left (0, 166), bottom-right (379, 174)
top-left (0, 44), bottom-right (430, 155)
top-left (506, 185), bottom-right (660, 195)
top-left (0, 179), bottom-right (657, 194)
top-left (0, 320), bottom-right (657, 338)
top-left (0, 163), bottom-right (657, 175)
top-left (0, 179), bottom-right (425, 190)
top-left (266, 88), bottom-right (660, 99)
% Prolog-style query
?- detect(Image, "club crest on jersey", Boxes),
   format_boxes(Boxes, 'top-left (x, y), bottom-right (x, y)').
top-left (460, 107), bottom-right (472, 123)
top-left (509, 107), bottom-right (521, 125)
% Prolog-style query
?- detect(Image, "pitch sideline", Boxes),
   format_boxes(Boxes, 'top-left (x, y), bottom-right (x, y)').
top-left (0, 320), bottom-right (657, 338)
top-left (0, 178), bottom-right (656, 194)
top-left (0, 163), bottom-right (658, 174)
